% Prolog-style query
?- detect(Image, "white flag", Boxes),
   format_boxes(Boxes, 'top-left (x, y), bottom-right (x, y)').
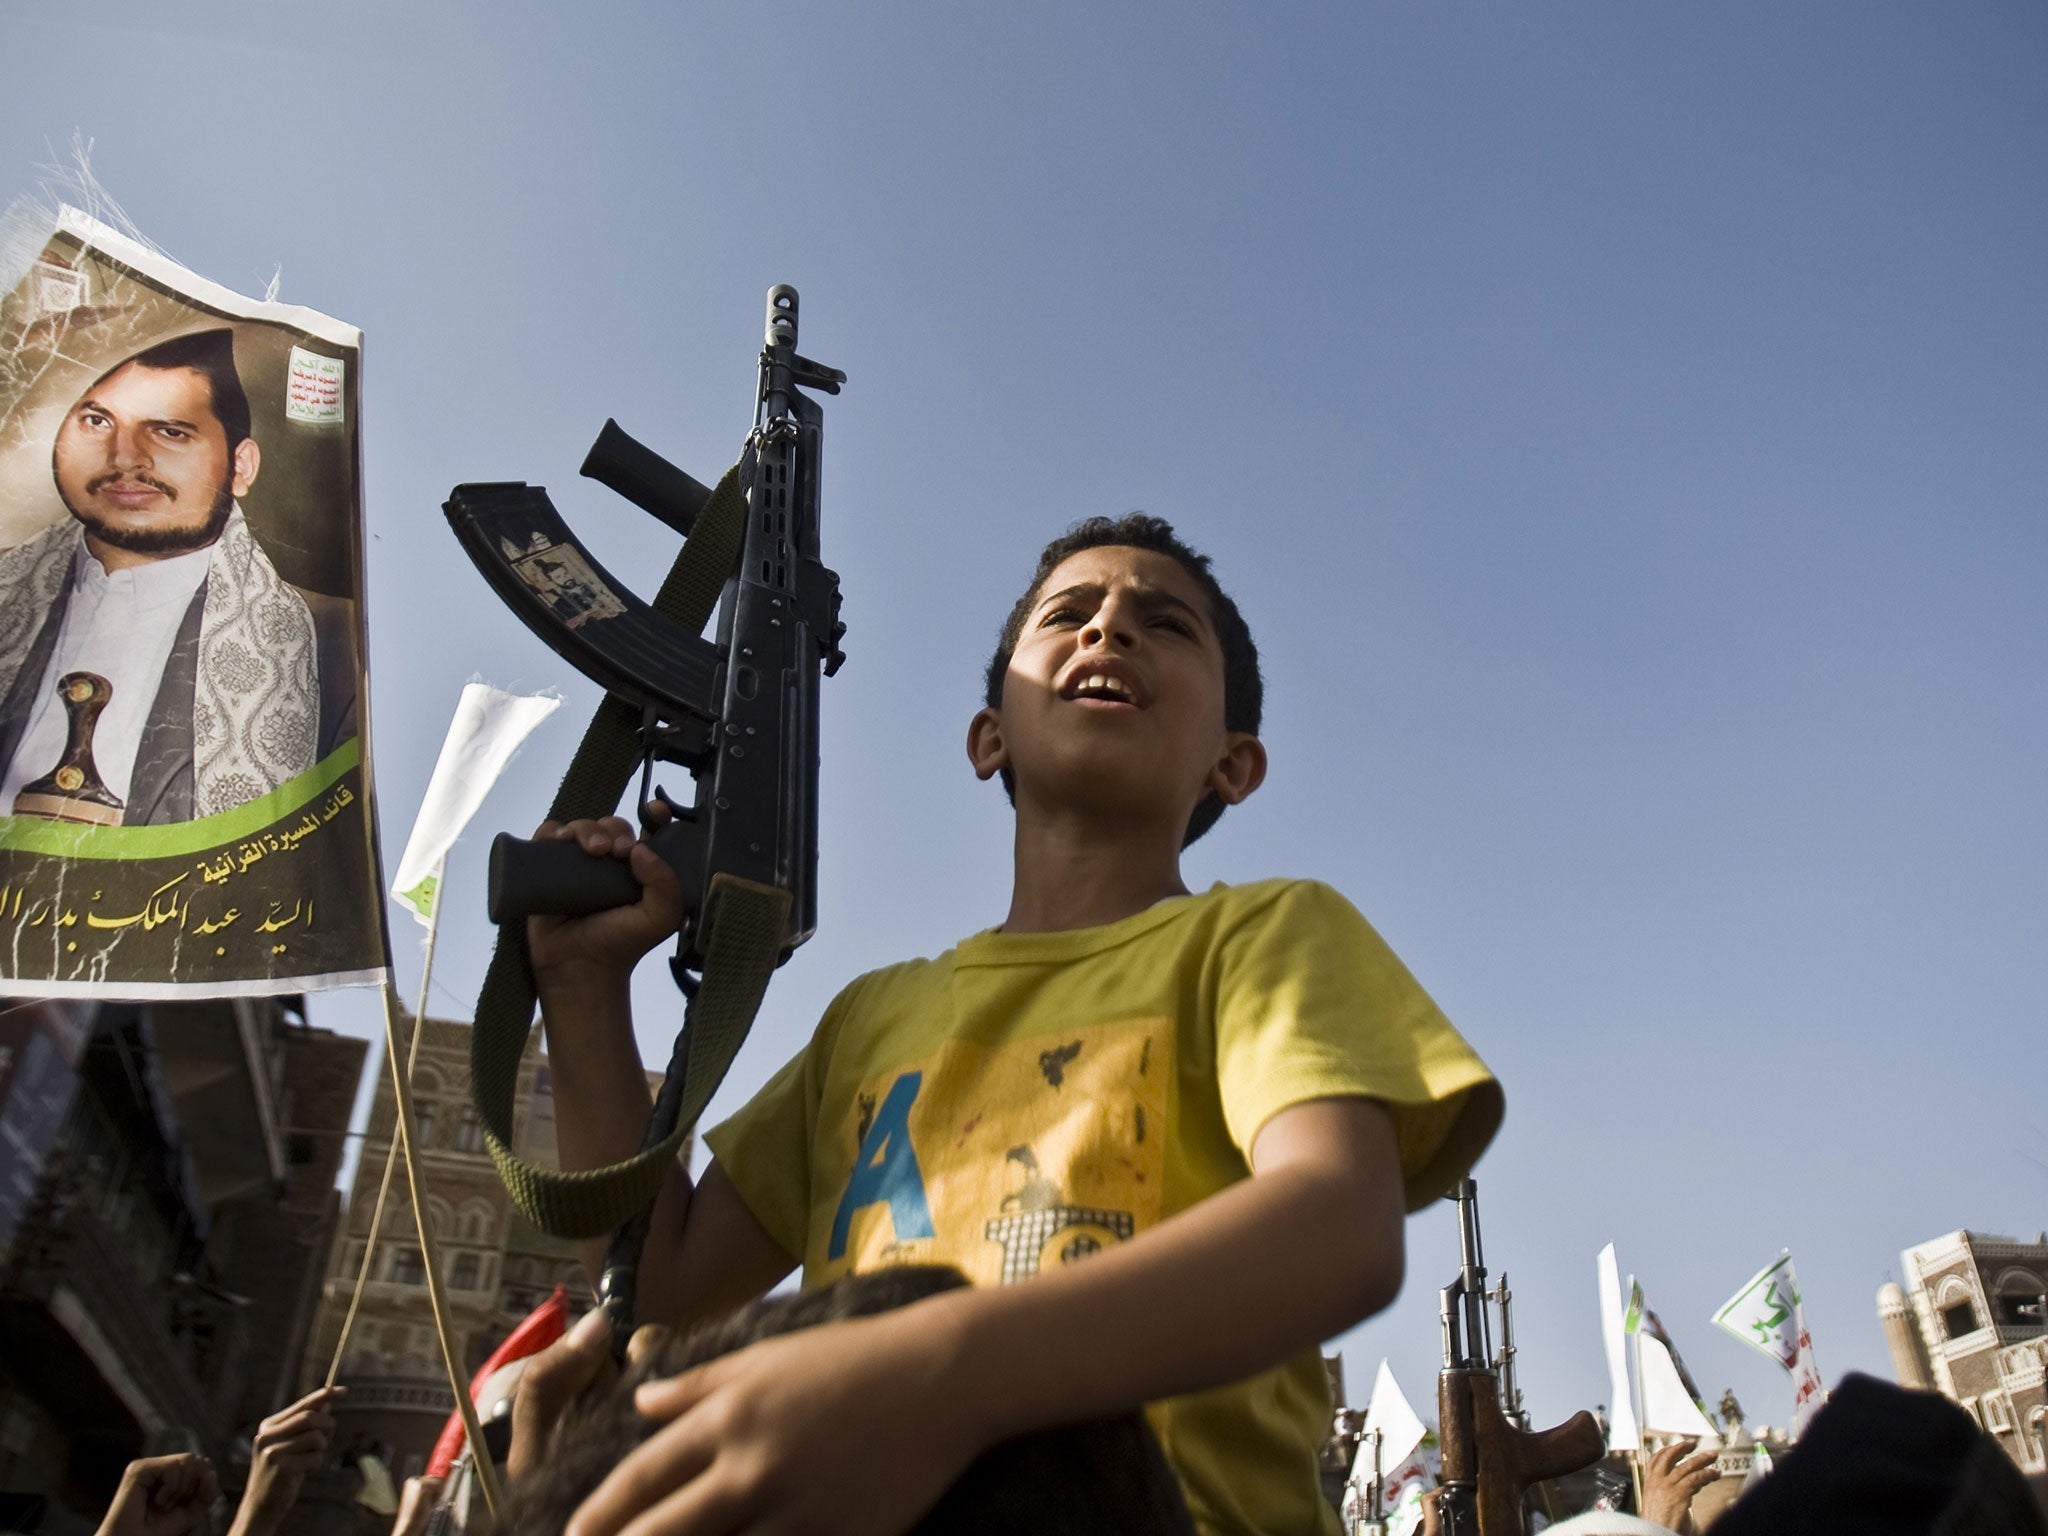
top-left (1712, 1250), bottom-right (1829, 1435)
top-left (1347, 1361), bottom-right (1436, 1536)
top-left (1639, 1333), bottom-right (1718, 1439)
top-left (1598, 1244), bottom-right (1641, 1451)
top-left (391, 683), bottom-right (560, 926)
top-left (1353, 1358), bottom-right (1428, 1475)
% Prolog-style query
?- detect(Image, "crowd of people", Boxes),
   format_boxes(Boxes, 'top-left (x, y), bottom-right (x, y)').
top-left (74, 1328), bottom-right (2048, 1536)
top-left (87, 1388), bottom-right (344, 1536)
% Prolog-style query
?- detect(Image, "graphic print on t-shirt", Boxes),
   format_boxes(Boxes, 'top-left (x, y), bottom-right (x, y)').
top-left (818, 1019), bottom-right (1170, 1287)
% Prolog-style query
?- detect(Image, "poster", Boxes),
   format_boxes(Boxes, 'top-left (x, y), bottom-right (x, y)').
top-left (0, 209), bottom-right (385, 997)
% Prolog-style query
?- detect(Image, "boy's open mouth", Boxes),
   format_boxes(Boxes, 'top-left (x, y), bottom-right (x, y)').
top-left (1059, 664), bottom-right (1145, 709)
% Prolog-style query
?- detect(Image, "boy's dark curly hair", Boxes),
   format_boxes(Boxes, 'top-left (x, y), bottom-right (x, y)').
top-left (501, 1266), bottom-right (1194, 1536)
top-left (983, 515), bottom-right (1263, 846)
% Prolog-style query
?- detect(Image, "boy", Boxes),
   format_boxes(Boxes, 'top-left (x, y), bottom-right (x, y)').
top-left (527, 515), bottom-right (1503, 1536)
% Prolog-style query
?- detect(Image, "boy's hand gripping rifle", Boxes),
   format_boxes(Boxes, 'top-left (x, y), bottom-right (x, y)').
top-left (444, 287), bottom-right (845, 1331)
top-left (1437, 1179), bottom-right (1604, 1536)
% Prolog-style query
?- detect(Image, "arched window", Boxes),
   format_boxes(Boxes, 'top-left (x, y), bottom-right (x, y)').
top-left (426, 1196), bottom-right (453, 1237)
top-left (408, 1068), bottom-right (444, 1147)
top-left (1937, 1277), bottom-right (1981, 1341)
top-left (452, 1105), bottom-right (486, 1154)
top-left (1991, 1268), bottom-right (2045, 1329)
top-left (457, 1201), bottom-right (494, 1244)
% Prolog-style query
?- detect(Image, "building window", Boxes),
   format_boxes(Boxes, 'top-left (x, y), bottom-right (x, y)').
top-left (458, 1202), bottom-right (493, 1243)
top-left (389, 1245), bottom-right (426, 1285)
top-left (1941, 1299), bottom-right (1980, 1340)
top-left (452, 1106), bottom-right (486, 1154)
top-left (450, 1252), bottom-right (480, 1291)
top-left (1994, 1277), bottom-right (2045, 1328)
top-left (413, 1099), bottom-right (439, 1147)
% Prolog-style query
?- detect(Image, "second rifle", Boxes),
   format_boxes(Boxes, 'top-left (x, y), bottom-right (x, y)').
top-left (1436, 1179), bottom-right (1605, 1536)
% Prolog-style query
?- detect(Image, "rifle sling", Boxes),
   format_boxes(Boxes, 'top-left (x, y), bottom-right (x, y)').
top-left (469, 457), bottom-right (781, 1239)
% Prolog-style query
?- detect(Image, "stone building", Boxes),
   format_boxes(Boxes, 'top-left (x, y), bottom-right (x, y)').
top-left (1879, 1228), bottom-right (2048, 1472)
top-left (0, 997), bottom-right (365, 1534)
top-left (300, 1017), bottom-right (674, 1480)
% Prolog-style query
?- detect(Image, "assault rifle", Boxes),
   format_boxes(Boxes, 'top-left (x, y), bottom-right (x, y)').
top-left (1437, 1179), bottom-right (1604, 1536)
top-left (447, 285), bottom-right (845, 966)
top-left (445, 286), bottom-right (846, 1330)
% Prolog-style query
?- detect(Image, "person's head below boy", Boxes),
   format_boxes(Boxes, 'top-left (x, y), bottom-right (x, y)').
top-left (967, 513), bottom-right (1267, 929)
top-left (501, 1266), bottom-right (1196, 1536)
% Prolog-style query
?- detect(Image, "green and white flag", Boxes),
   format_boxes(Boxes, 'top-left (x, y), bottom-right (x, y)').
top-left (1713, 1250), bottom-right (1828, 1435)
top-left (1598, 1244), bottom-right (1640, 1451)
top-left (390, 682), bottom-right (558, 926)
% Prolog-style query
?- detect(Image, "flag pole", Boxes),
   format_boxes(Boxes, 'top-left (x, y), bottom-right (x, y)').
top-left (1628, 1326), bottom-right (1646, 1512)
top-left (376, 943), bottom-right (506, 1519)
top-left (327, 853), bottom-right (447, 1387)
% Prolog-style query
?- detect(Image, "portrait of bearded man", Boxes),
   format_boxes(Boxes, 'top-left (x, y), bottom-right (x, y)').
top-left (0, 328), bottom-right (355, 825)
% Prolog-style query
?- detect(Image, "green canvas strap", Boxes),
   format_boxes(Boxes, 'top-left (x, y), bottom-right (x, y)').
top-left (469, 456), bottom-right (780, 1239)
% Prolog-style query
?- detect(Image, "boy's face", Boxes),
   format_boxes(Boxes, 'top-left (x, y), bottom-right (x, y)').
top-left (970, 544), bottom-right (1264, 833)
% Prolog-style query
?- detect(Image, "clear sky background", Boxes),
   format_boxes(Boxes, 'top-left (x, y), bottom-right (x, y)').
top-left (6, 1), bottom-right (2044, 1438)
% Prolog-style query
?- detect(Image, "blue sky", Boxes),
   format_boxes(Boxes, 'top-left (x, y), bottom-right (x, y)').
top-left (6, 1), bottom-right (2044, 1435)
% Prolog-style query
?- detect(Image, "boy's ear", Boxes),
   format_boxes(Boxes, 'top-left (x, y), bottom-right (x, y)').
top-left (1208, 732), bottom-right (1267, 807)
top-left (966, 707), bottom-right (1008, 782)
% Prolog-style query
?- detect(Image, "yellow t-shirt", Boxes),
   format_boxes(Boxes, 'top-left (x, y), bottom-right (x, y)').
top-left (705, 878), bottom-right (1503, 1536)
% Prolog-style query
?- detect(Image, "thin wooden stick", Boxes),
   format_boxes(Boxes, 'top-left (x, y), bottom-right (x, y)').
top-left (326, 856), bottom-right (446, 1386)
top-left (379, 964), bottom-right (505, 1519)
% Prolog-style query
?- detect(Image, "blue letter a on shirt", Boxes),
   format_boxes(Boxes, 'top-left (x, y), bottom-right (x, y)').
top-left (828, 1071), bottom-right (935, 1260)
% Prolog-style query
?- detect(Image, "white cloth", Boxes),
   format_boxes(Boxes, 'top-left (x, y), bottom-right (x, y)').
top-left (1598, 1244), bottom-right (1642, 1451)
top-left (1352, 1359), bottom-right (1429, 1478)
top-left (390, 682), bottom-right (560, 925)
top-left (0, 540), bottom-right (214, 807)
top-left (1544, 1516), bottom-right (1678, 1535)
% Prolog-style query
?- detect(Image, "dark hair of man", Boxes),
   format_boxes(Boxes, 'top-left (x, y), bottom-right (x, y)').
top-left (984, 514), bottom-right (1263, 846)
top-left (105, 329), bottom-right (253, 448)
top-left (500, 1266), bottom-right (1196, 1536)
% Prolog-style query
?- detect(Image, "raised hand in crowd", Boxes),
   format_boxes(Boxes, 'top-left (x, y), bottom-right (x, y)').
top-left (228, 1385), bottom-right (347, 1536)
top-left (94, 1454), bottom-right (219, 1536)
top-left (1638, 1438), bottom-right (1719, 1536)
top-left (389, 1475), bottom-right (445, 1536)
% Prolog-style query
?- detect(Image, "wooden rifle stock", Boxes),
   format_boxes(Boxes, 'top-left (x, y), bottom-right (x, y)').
top-left (1438, 1367), bottom-right (1604, 1536)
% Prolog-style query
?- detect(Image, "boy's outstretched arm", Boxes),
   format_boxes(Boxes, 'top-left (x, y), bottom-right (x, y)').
top-left (568, 1095), bottom-right (1406, 1536)
top-left (528, 817), bottom-right (796, 1321)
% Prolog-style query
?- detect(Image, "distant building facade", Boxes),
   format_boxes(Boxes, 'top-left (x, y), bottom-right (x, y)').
top-left (299, 1017), bottom-right (674, 1480)
top-left (0, 998), bottom-right (365, 1535)
top-left (1879, 1229), bottom-right (2048, 1472)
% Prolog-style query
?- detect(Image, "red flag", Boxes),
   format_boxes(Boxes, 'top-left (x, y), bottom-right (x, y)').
top-left (425, 1286), bottom-right (570, 1478)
